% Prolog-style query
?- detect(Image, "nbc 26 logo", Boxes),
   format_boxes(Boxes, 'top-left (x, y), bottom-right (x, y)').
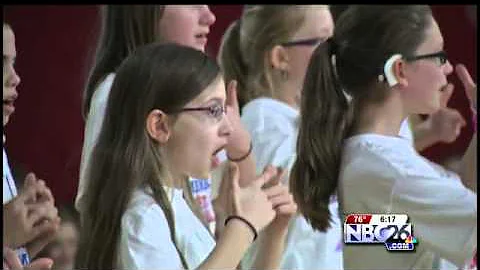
top-left (344, 214), bottom-right (418, 251)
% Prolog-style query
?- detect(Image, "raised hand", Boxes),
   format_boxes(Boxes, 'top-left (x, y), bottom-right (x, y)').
top-left (22, 173), bottom-right (54, 204)
top-left (426, 83), bottom-right (466, 143)
top-left (222, 162), bottom-right (276, 233)
top-left (3, 173), bottom-right (60, 255)
top-left (224, 80), bottom-right (252, 160)
top-left (262, 168), bottom-right (297, 231)
top-left (455, 64), bottom-right (477, 110)
top-left (428, 108), bottom-right (466, 143)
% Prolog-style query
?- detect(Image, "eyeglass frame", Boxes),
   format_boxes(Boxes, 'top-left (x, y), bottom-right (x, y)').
top-left (280, 37), bottom-right (326, 47)
top-left (404, 50), bottom-right (448, 66)
top-left (178, 103), bottom-right (227, 122)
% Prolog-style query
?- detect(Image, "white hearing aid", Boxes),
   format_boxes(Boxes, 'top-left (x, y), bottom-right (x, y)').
top-left (383, 54), bottom-right (403, 87)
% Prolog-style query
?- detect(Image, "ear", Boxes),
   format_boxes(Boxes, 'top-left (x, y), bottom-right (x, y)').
top-left (391, 58), bottom-right (409, 88)
top-left (269, 45), bottom-right (290, 71)
top-left (146, 109), bottom-right (171, 143)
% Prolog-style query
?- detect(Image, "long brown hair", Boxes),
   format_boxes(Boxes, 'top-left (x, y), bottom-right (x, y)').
top-left (291, 5), bottom-right (433, 231)
top-left (75, 43), bottom-right (221, 269)
top-left (82, 5), bottom-right (165, 118)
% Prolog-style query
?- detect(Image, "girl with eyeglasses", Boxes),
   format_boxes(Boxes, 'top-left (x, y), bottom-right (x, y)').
top-left (292, 5), bottom-right (476, 269)
top-left (77, 5), bottom-right (259, 235)
top-left (75, 43), bottom-right (297, 269)
top-left (219, 5), bottom-right (344, 270)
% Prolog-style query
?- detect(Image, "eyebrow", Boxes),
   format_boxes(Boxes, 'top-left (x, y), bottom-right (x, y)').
top-left (205, 97), bottom-right (224, 104)
top-left (198, 97), bottom-right (225, 107)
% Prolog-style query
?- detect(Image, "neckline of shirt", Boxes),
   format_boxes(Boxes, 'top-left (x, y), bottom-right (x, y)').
top-left (242, 97), bottom-right (299, 119)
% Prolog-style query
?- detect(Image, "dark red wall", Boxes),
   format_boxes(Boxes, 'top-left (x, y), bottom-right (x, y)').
top-left (4, 5), bottom-right (100, 204)
top-left (423, 5), bottom-right (477, 162)
top-left (3, 5), bottom-right (476, 205)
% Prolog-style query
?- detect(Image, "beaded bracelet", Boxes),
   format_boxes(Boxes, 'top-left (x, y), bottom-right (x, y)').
top-left (224, 215), bottom-right (258, 241)
top-left (227, 141), bottom-right (253, 162)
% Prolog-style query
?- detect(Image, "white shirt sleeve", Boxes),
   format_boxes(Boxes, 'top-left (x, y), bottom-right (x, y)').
top-left (3, 148), bottom-right (18, 204)
top-left (392, 173), bottom-right (476, 267)
top-left (118, 202), bottom-right (184, 270)
top-left (251, 127), bottom-right (296, 179)
top-left (241, 99), bottom-right (298, 182)
top-left (75, 74), bottom-right (115, 212)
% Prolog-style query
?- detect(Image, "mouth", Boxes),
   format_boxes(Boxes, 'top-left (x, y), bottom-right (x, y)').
top-left (3, 98), bottom-right (16, 113)
top-left (195, 33), bottom-right (209, 42)
top-left (211, 145), bottom-right (226, 169)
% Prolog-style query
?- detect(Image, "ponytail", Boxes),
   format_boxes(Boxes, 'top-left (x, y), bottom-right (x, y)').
top-left (290, 39), bottom-right (353, 232)
top-left (218, 20), bottom-right (249, 108)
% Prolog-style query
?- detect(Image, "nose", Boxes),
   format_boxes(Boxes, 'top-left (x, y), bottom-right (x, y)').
top-left (200, 5), bottom-right (216, 26)
top-left (443, 59), bottom-right (453, 76)
top-left (6, 65), bottom-right (21, 88)
top-left (220, 113), bottom-right (233, 137)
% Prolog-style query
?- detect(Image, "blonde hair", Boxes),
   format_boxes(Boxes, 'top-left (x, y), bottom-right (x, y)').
top-left (218, 5), bottom-right (311, 107)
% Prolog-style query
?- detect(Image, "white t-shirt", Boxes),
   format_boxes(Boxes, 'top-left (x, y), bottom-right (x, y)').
top-left (240, 98), bottom-right (344, 270)
top-left (399, 118), bottom-right (414, 143)
top-left (398, 119), bottom-right (463, 270)
top-left (118, 187), bottom-right (215, 269)
top-left (3, 147), bottom-right (18, 204)
top-left (75, 73), bottom-right (116, 213)
top-left (75, 75), bottom-right (217, 231)
top-left (339, 133), bottom-right (476, 269)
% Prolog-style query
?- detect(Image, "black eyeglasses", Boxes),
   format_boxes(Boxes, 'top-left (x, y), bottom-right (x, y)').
top-left (281, 37), bottom-right (326, 47)
top-left (179, 104), bottom-right (227, 122)
top-left (405, 51), bottom-right (448, 66)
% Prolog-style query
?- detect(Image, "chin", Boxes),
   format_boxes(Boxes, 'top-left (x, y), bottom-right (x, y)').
top-left (419, 107), bottom-right (440, 116)
top-left (426, 101), bottom-right (442, 114)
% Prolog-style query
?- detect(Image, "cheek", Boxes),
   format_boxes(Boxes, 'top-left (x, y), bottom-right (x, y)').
top-left (162, 27), bottom-right (191, 45)
top-left (161, 17), bottom-right (196, 47)
top-left (3, 71), bottom-right (10, 87)
top-left (168, 32), bottom-right (194, 47)
top-left (291, 48), bottom-right (316, 85)
top-left (413, 69), bottom-right (444, 96)
top-left (405, 70), bottom-right (443, 113)
top-left (170, 127), bottom-right (216, 177)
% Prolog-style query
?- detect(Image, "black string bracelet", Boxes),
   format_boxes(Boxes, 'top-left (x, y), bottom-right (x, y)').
top-left (224, 215), bottom-right (258, 241)
top-left (227, 141), bottom-right (253, 162)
